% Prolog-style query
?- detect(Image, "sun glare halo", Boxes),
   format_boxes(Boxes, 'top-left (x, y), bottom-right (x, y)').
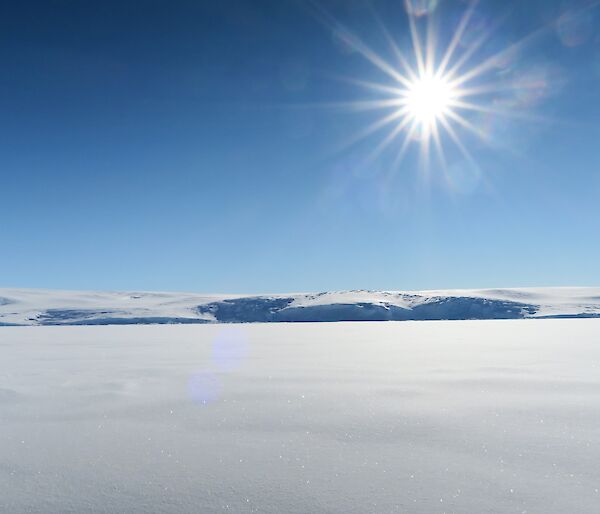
top-left (403, 73), bottom-right (455, 130)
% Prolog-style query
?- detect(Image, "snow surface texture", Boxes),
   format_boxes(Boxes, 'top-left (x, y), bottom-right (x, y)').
top-left (2, 321), bottom-right (600, 513)
top-left (1, 287), bottom-right (599, 325)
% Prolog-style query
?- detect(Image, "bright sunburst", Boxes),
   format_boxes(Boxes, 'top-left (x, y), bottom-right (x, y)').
top-left (312, 0), bottom-right (552, 179)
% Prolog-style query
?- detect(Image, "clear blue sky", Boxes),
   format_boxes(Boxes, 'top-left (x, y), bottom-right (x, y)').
top-left (1, 0), bottom-right (599, 293)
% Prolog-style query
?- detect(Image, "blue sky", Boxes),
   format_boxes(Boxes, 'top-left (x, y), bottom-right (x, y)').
top-left (1, 0), bottom-right (599, 293)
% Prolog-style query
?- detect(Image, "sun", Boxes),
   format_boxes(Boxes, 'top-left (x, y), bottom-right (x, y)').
top-left (402, 72), bottom-right (456, 136)
top-left (312, 0), bottom-right (544, 174)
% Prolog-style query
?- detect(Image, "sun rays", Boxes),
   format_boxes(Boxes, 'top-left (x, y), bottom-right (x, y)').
top-left (337, 0), bottom-right (506, 170)
top-left (310, 0), bottom-right (562, 182)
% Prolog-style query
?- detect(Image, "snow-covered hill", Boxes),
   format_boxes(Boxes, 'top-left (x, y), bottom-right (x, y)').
top-left (1, 287), bottom-right (599, 325)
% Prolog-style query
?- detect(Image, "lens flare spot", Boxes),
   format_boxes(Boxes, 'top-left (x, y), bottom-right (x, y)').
top-left (188, 371), bottom-right (221, 406)
top-left (211, 327), bottom-right (249, 372)
top-left (556, 8), bottom-right (594, 47)
top-left (405, 0), bottom-right (439, 17)
top-left (446, 160), bottom-right (481, 195)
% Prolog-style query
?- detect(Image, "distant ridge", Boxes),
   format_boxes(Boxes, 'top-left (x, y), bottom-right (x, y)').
top-left (1, 287), bottom-right (599, 326)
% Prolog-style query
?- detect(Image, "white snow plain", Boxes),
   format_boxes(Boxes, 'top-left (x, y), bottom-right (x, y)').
top-left (2, 320), bottom-right (600, 513)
